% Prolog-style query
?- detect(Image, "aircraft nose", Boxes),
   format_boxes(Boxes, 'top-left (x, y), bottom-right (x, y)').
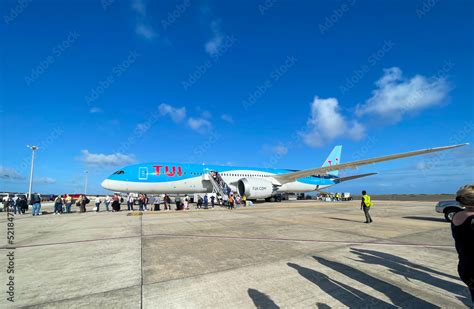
top-left (101, 179), bottom-right (111, 190)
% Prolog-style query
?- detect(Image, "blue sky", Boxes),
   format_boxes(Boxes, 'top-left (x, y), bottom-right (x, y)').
top-left (1, 0), bottom-right (473, 194)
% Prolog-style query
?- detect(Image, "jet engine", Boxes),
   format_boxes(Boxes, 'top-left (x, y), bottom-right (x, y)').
top-left (237, 178), bottom-right (273, 199)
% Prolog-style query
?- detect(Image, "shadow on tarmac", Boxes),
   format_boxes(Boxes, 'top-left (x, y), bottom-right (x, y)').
top-left (247, 289), bottom-right (279, 309)
top-left (403, 216), bottom-right (447, 222)
top-left (313, 256), bottom-right (436, 308)
top-left (326, 217), bottom-right (363, 223)
top-left (287, 262), bottom-right (396, 308)
top-left (349, 248), bottom-right (471, 306)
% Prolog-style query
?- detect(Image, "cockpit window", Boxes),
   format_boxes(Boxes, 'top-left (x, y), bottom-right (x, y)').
top-left (113, 170), bottom-right (125, 175)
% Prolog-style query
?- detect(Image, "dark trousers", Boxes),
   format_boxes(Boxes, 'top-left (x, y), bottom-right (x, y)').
top-left (459, 268), bottom-right (474, 302)
top-left (363, 206), bottom-right (372, 223)
top-left (54, 203), bottom-right (62, 213)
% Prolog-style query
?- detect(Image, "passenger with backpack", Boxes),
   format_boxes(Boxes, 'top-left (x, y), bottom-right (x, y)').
top-left (175, 195), bottom-right (182, 210)
top-left (3, 196), bottom-right (11, 213)
top-left (18, 195), bottom-right (27, 214)
top-left (78, 195), bottom-right (89, 213)
top-left (30, 193), bottom-right (42, 216)
top-left (112, 194), bottom-right (121, 212)
top-left (54, 195), bottom-right (63, 215)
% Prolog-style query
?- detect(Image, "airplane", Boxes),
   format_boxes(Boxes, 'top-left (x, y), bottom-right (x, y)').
top-left (101, 143), bottom-right (468, 200)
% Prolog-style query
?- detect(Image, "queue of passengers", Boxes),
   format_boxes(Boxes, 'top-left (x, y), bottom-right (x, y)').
top-left (2, 191), bottom-right (253, 216)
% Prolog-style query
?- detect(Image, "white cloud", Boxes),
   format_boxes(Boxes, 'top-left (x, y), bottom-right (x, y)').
top-left (201, 110), bottom-right (212, 119)
top-left (132, 0), bottom-right (146, 16)
top-left (132, 0), bottom-right (157, 40)
top-left (205, 20), bottom-right (224, 56)
top-left (0, 166), bottom-right (24, 180)
top-left (300, 96), bottom-right (365, 147)
top-left (273, 144), bottom-right (288, 155)
top-left (221, 114), bottom-right (234, 124)
top-left (80, 150), bottom-right (136, 166)
top-left (135, 23), bottom-right (156, 40)
top-left (356, 67), bottom-right (450, 122)
top-left (159, 103), bottom-right (186, 123)
top-left (136, 123), bottom-right (150, 133)
top-left (188, 117), bottom-right (212, 133)
top-left (89, 107), bottom-right (102, 113)
top-left (35, 177), bottom-right (56, 184)
top-left (262, 143), bottom-right (289, 156)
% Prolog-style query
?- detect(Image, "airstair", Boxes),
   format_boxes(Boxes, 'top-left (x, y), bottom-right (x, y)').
top-left (208, 171), bottom-right (231, 197)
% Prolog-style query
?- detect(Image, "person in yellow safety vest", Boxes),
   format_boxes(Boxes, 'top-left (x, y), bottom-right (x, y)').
top-left (361, 190), bottom-right (373, 223)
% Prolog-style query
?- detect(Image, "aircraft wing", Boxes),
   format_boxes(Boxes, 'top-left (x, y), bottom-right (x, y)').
top-left (333, 172), bottom-right (378, 183)
top-left (275, 143), bottom-right (468, 182)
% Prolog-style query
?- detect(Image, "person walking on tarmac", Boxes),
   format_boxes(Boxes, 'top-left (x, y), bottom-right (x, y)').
top-left (361, 190), bottom-right (373, 223)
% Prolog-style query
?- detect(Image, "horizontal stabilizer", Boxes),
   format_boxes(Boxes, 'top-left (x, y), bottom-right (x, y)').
top-left (333, 173), bottom-right (377, 183)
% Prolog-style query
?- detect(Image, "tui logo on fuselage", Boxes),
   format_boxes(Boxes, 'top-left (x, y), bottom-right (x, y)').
top-left (152, 165), bottom-right (183, 177)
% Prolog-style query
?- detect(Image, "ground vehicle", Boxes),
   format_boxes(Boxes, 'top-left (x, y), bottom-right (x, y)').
top-left (341, 192), bottom-right (352, 201)
top-left (265, 193), bottom-right (283, 202)
top-left (435, 200), bottom-right (465, 222)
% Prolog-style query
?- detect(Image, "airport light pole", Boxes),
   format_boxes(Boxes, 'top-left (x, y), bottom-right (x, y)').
top-left (27, 145), bottom-right (39, 201)
top-left (84, 170), bottom-right (88, 195)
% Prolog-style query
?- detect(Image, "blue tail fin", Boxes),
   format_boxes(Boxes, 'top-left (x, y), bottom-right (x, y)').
top-left (322, 145), bottom-right (342, 176)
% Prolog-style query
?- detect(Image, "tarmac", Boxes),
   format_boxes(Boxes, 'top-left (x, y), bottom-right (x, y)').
top-left (0, 199), bottom-right (471, 308)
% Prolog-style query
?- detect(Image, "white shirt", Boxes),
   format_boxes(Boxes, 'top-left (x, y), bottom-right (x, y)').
top-left (95, 197), bottom-right (101, 203)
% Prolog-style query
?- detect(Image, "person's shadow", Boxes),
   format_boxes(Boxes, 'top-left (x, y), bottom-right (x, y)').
top-left (287, 262), bottom-right (396, 308)
top-left (352, 248), bottom-right (458, 280)
top-left (313, 256), bottom-right (436, 308)
top-left (350, 248), bottom-right (471, 305)
top-left (248, 288), bottom-right (279, 309)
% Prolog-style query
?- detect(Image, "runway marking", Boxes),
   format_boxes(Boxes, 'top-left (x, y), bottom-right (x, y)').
top-left (143, 233), bottom-right (456, 249)
top-left (0, 230), bottom-right (454, 250)
top-left (0, 234), bottom-right (140, 249)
